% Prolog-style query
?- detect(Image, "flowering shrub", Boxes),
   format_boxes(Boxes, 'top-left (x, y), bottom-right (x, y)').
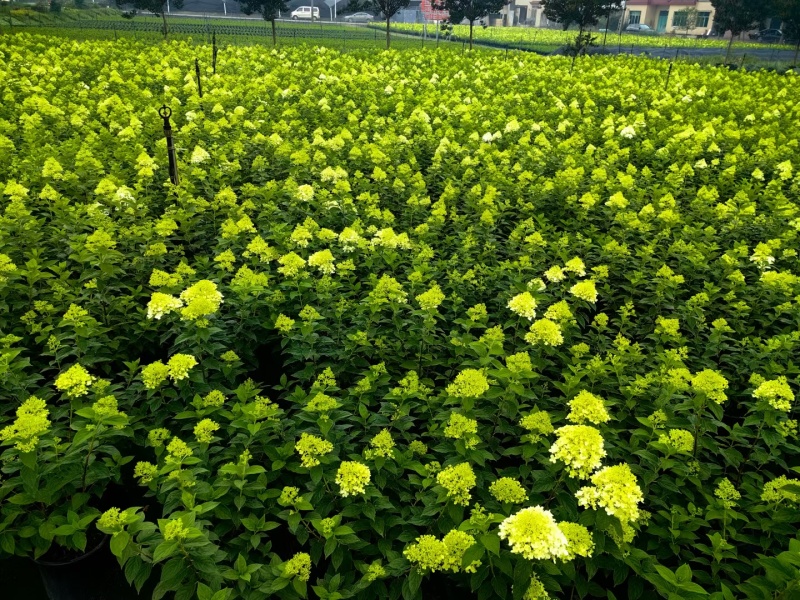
top-left (1, 32), bottom-right (800, 600)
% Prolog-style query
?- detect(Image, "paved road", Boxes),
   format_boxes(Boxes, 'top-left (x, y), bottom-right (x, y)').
top-left (603, 44), bottom-right (798, 62)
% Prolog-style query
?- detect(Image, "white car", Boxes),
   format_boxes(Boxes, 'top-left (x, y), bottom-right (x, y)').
top-left (291, 6), bottom-right (320, 19)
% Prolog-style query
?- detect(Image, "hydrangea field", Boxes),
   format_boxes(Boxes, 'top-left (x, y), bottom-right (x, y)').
top-left (1, 33), bottom-right (800, 600)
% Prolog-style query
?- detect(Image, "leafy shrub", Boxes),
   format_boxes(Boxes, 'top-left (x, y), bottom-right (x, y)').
top-left (0, 34), bottom-right (799, 600)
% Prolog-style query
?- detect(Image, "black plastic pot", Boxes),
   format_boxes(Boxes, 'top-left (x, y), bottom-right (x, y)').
top-left (35, 536), bottom-right (140, 600)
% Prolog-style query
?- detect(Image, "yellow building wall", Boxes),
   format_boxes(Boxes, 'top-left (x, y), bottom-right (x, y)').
top-left (628, 2), bottom-right (715, 36)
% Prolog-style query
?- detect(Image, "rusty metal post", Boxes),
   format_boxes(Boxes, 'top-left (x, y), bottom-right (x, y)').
top-left (195, 58), bottom-right (203, 98)
top-left (159, 106), bottom-right (179, 186)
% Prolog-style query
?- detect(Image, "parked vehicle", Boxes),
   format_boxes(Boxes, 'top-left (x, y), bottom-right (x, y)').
top-left (625, 24), bottom-right (656, 35)
top-left (750, 28), bottom-right (783, 43)
top-left (343, 12), bottom-right (374, 22)
top-left (291, 6), bottom-right (320, 19)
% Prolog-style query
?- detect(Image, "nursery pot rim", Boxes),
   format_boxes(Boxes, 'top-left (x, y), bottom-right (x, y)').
top-left (34, 534), bottom-right (108, 568)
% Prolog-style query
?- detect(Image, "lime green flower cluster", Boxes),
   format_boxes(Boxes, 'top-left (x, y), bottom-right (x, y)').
top-left (566, 391), bottom-right (610, 425)
top-left (446, 369), bottom-right (489, 398)
top-left (655, 316), bottom-right (680, 337)
top-left (715, 478), bottom-right (741, 509)
top-left (274, 314), bottom-right (295, 333)
top-left (549, 425), bottom-right (606, 479)
top-left (544, 300), bottom-right (574, 324)
top-left (498, 506), bottom-right (568, 560)
top-left (523, 575), bottom-right (551, 600)
top-left (166, 437), bottom-right (193, 463)
top-left (467, 303), bottom-right (488, 321)
top-left (180, 280), bottom-right (223, 322)
top-left (403, 530), bottom-right (477, 573)
top-left (277, 252), bottom-right (306, 278)
top-left (558, 522), bottom-right (595, 559)
top-left (564, 257), bottom-right (586, 276)
top-left (92, 395), bottom-right (126, 422)
top-left (167, 354), bottom-right (198, 382)
top-left (203, 390), bottom-right (226, 408)
top-left (148, 428), bottom-right (170, 447)
top-left (0, 396), bottom-right (50, 452)
top-left (409, 440), bottom-right (428, 455)
top-left (141, 361), bottom-right (170, 390)
top-left (366, 429), bottom-right (395, 459)
top-left (658, 429), bottom-right (694, 454)
top-left (306, 392), bottom-right (341, 413)
top-left (283, 552), bottom-right (312, 581)
top-left (436, 462), bottom-right (476, 506)
top-left (489, 477), bottom-right (527, 504)
top-left (569, 280), bottom-right (598, 303)
top-left (308, 249), bottom-right (336, 275)
top-left (97, 508), bottom-right (124, 533)
top-left (752, 377), bottom-right (794, 412)
top-left (220, 351), bottom-right (239, 363)
top-left (506, 352), bottom-right (532, 374)
top-left (444, 413), bottom-right (479, 449)
top-left (520, 411), bottom-right (554, 443)
top-left (54, 364), bottom-right (95, 397)
top-left (415, 283), bottom-right (445, 311)
top-left (364, 561), bottom-right (386, 582)
top-left (313, 369), bottom-right (336, 390)
top-left (193, 419), bottom-right (220, 444)
top-left (691, 369), bottom-right (729, 403)
top-left (576, 464), bottom-right (643, 524)
top-left (525, 319), bottom-right (564, 347)
top-left (299, 305), bottom-right (322, 322)
top-left (544, 266), bottom-right (565, 282)
top-left (295, 433), bottom-right (334, 467)
top-left (507, 292), bottom-right (537, 320)
top-left (243, 235), bottom-right (277, 263)
top-left (776, 419), bottom-right (798, 438)
top-left (335, 461), bottom-right (371, 497)
top-left (134, 461), bottom-right (157, 484)
top-left (367, 275), bottom-right (408, 306)
top-left (163, 519), bottom-right (190, 542)
top-left (278, 486), bottom-right (300, 507)
top-left (146, 292), bottom-right (183, 320)
top-left (0, 253), bottom-right (17, 282)
top-left (761, 476), bottom-right (800, 505)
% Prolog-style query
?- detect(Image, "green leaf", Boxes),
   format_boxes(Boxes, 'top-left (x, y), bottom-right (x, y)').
top-left (480, 533), bottom-right (500, 556)
top-left (110, 531), bottom-right (130, 558)
top-left (152, 540), bottom-right (179, 563)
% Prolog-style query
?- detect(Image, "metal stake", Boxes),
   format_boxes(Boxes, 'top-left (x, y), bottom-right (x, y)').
top-left (195, 58), bottom-right (203, 98)
top-left (212, 30), bottom-right (218, 75)
top-left (159, 106), bottom-right (180, 186)
top-left (664, 62), bottom-right (673, 89)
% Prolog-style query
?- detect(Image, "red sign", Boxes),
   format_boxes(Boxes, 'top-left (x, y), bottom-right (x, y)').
top-left (421, 0), bottom-right (449, 21)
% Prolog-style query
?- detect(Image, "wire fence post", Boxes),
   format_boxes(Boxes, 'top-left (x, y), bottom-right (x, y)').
top-left (195, 58), bottom-right (203, 98)
top-left (212, 30), bottom-right (217, 75)
top-left (159, 105), bottom-right (180, 186)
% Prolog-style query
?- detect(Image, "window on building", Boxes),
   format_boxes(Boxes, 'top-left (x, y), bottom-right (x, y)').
top-left (696, 12), bottom-right (710, 28)
top-left (673, 11), bottom-right (687, 28)
top-left (629, 11), bottom-right (641, 25)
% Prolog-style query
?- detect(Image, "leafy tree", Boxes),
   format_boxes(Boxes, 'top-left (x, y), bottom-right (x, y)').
top-left (710, 0), bottom-right (773, 61)
top-left (674, 7), bottom-right (699, 36)
top-left (541, 0), bottom-right (583, 30)
top-left (238, 0), bottom-right (288, 46)
top-left (541, 0), bottom-right (620, 53)
top-left (541, 0), bottom-right (619, 33)
top-left (434, 0), bottom-right (508, 49)
top-left (773, 0), bottom-right (800, 65)
top-left (348, 0), bottom-right (412, 49)
top-left (115, 0), bottom-right (184, 39)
